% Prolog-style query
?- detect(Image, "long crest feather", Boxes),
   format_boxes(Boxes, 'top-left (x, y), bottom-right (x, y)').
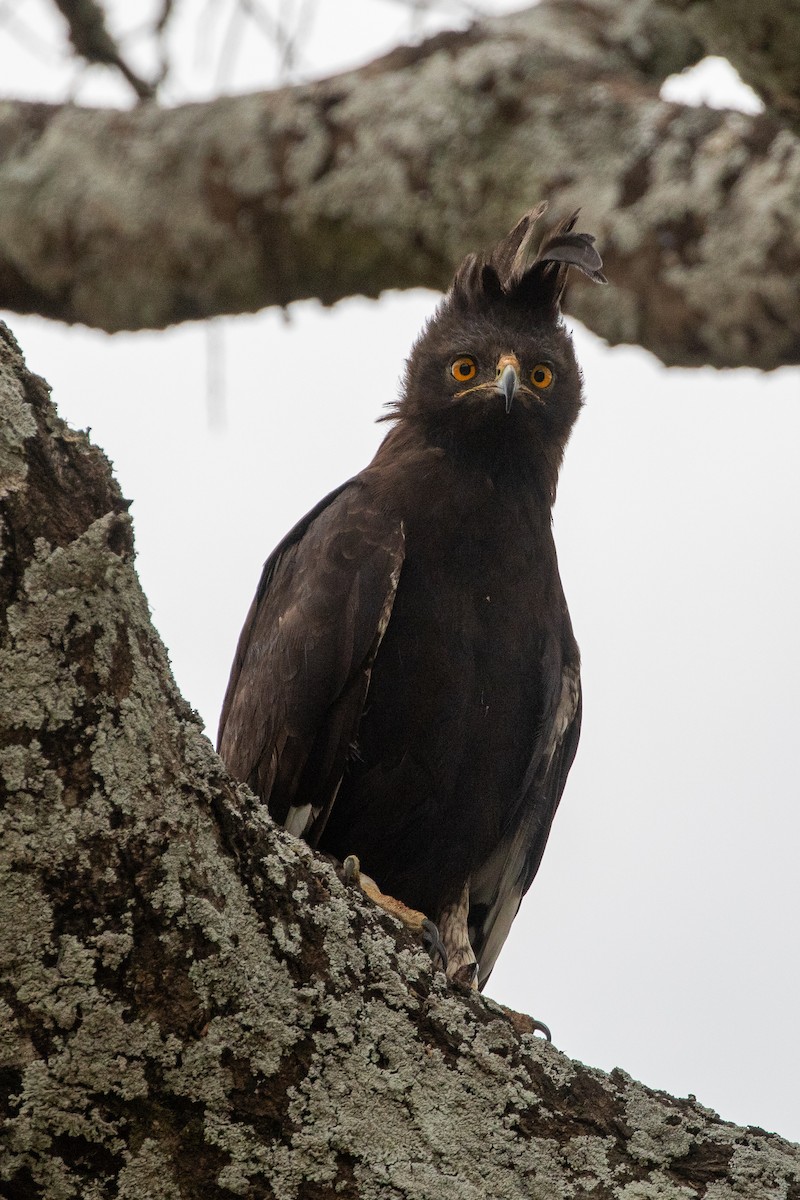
top-left (449, 203), bottom-right (607, 314)
top-left (489, 200), bottom-right (548, 284)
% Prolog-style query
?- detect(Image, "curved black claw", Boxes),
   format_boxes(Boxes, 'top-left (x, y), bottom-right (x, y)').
top-left (529, 1017), bottom-right (552, 1043)
top-left (421, 917), bottom-right (448, 972)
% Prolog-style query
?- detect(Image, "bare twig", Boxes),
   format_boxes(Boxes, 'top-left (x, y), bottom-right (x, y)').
top-left (0, 0), bottom-right (62, 61)
top-left (214, 0), bottom-right (247, 87)
top-left (154, 0), bottom-right (177, 36)
top-left (51, 0), bottom-right (157, 100)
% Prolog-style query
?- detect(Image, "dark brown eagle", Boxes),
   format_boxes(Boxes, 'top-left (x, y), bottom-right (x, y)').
top-left (218, 205), bottom-right (606, 990)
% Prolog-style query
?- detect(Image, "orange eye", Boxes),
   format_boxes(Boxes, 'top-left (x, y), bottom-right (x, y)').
top-left (530, 364), bottom-right (554, 389)
top-left (451, 356), bottom-right (477, 382)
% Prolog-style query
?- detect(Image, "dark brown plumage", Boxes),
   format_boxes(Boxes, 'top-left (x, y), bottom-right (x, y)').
top-left (218, 206), bottom-right (606, 988)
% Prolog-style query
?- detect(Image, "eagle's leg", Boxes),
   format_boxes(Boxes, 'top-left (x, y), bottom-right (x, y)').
top-left (342, 855), bottom-right (448, 971)
top-left (436, 882), bottom-right (479, 989)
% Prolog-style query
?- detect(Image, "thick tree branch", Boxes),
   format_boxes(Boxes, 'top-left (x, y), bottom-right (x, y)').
top-left (2, 321), bottom-right (800, 1197)
top-left (1, 0), bottom-right (798, 368)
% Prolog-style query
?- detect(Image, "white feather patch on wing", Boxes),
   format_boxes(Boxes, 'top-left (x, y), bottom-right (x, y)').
top-left (471, 662), bottom-right (580, 985)
top-left (470, 839), bottom-right (525, 985)
top-left (543, 663), bottom-right (580, 770)
top-left (379, 537), bottom-right (404, 640)
top-left (473, 888), bottom-right (523, 986)
top-left (284, 802), bottom-right (314, 838)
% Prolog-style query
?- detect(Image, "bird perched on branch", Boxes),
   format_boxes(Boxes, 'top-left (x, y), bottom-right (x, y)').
top-left (218, 205), bottom-right (606, 990)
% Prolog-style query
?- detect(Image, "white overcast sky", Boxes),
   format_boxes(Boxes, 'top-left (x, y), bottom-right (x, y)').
top-left (3, 0), bottom-right (799, 1146)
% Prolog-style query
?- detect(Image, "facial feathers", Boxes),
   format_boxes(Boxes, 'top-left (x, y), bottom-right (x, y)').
top-left (393, 206), bottom-right (606, 457)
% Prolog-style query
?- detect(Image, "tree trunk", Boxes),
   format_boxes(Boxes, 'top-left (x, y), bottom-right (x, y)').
top-left (2, 323), bottom-right (799, 1197)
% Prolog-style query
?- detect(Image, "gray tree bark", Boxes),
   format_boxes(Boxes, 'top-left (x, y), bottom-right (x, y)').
top-left (2, 321), bottom-right (800, 1196)
top-left (1, 0), bottom-right (799, 367)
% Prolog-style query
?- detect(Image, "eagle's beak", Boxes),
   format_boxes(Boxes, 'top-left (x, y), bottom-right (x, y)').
top-left (496, 355), bottom-right (521, 414)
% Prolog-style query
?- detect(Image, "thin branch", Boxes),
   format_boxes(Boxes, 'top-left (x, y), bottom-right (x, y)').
top-left (155, 0), bottom-right (177, 35)
top-left (0, 0), bottom-right (62, 62)
top-left (51, 0), bottom-right (157, 100)
top-left (213, 0), bottom-right (248, 87)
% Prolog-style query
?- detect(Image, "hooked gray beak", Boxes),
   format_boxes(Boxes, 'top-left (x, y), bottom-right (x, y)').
top-left (496, 358), bottom-right (520, 414)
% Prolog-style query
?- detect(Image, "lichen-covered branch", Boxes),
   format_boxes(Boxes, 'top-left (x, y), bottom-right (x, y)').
top-left (1, 0), bottom-right (799, 367)
top-left (2, 322), bottom-right (800, 1197)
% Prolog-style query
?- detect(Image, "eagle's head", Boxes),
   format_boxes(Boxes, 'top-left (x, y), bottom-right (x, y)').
top-left (396, 205), bottom-right (606, 468)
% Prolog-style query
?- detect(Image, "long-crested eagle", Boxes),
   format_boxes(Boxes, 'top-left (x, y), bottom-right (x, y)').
top-left (218, 205), bottom-right (606, 990)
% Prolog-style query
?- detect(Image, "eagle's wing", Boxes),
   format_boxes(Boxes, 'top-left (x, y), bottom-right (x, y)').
top-left (217, 479), bottom-right (405, 845)
top-left (469, 641), bottom-right (582, 990)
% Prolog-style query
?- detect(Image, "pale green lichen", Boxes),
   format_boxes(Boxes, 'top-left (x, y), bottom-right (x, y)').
top-left (116, 1139), bottom-right (183, 1200)
top-left (626, 1084), bottom-right (695, 1165)
top-left (615, 1178), bottom-right (696, 1199)
top-left (0, 336), bottom-right (36, 499)
top-left (562, 1134), bottom-right (617, 1187)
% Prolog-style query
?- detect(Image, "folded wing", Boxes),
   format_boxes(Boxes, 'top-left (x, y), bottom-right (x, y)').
top-left (217, 480), bottom-right (405, 845)
top-left (469, 649), bottom-right (582, 989)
